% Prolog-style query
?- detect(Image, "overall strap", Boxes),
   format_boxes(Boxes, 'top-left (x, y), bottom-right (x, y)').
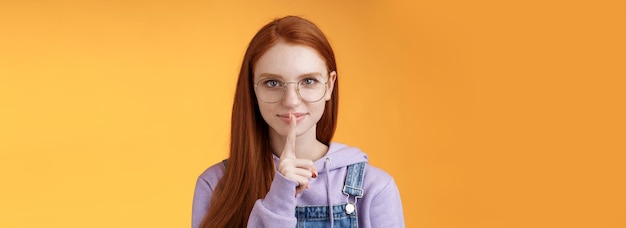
top-left (342, 162), bottom-right (367, 198)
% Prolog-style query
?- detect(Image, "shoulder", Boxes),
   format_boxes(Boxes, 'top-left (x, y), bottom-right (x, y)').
top-left (192, 161), bottom-right (227, 228)
top-left (364, 164), bottom-right (393, 183)
top-left (197, 160), bottom-right (227, 189)
top-left (363, 163), bottom-right (398, 196)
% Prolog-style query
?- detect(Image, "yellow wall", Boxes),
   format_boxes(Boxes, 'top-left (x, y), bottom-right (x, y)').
top-left (1, 0), bottom-right (625, 227)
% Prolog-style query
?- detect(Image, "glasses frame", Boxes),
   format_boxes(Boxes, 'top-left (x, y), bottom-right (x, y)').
top-left (254, 77), bottom-right (329, 103)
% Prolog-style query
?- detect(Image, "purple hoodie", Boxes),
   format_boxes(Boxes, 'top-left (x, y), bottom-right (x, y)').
top-left (192, 142), bottom-right (405, 227)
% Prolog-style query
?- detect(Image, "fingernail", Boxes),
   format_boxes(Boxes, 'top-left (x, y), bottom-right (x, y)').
top-left (312, 170), bottom-right (318, 178)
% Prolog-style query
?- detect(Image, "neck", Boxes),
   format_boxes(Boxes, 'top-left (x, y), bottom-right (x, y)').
top-left (270, 127), bottom-right (329, 161)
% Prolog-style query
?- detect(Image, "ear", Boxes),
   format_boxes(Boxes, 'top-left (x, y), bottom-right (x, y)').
top-left (325, 71), bottom-right (337, 101)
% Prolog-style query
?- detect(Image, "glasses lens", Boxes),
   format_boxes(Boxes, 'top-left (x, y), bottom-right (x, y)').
top-left (256, 79), bottom-right (284, 103)
top-left (298, 78), bottom-right (326, 102)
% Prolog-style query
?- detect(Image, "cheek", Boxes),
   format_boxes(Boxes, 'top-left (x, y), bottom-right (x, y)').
top-left (257, 103), bottom-right (274, 121)
top-left (310, 102), bottom-right (327, 118)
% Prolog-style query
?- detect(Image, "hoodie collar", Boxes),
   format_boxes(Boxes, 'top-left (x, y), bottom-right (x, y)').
top-left (315, 142), bottom-right (368, 171)
top-left (272, 142), bottom-right (369, 170)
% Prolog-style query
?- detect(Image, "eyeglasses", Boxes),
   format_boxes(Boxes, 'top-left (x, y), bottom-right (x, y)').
top-left (254, 77), bottom-right (328, 103)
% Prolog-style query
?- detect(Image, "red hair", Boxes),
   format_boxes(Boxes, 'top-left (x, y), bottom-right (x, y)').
top-left (201, 16), bottom-right (339, 227)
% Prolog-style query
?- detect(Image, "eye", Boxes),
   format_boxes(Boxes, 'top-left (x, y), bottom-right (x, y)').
top-left (261, 79), bottom-right (282, 88)
top-left (301, 78), bottom-right (319, 85)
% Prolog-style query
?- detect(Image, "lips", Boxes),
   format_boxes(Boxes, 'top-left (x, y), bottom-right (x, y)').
top-left (277, 113), bottom-right (308, 123)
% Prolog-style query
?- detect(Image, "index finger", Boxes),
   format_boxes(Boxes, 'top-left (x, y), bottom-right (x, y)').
top-left (282, 112), bottom-right (297, 159)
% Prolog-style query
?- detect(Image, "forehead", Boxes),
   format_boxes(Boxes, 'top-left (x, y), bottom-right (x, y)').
top-left (253, 42), bottom-right (327, 80)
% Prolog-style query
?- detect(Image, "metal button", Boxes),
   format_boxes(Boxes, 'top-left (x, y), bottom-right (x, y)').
top-left (345, 203), bottom-right (355, 214)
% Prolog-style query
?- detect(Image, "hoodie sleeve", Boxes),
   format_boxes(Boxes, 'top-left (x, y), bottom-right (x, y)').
top-left (247, 171), bottom-right (299, 227)
top-left (368, 177), bottom-right (405, 227)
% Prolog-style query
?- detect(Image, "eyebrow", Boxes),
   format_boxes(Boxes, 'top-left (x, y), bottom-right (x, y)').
top-left (257, 72), bottom-right (323, 79)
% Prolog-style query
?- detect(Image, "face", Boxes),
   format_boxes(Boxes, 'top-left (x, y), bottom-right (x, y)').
top-left (253, 42), bottom-right (336, 139)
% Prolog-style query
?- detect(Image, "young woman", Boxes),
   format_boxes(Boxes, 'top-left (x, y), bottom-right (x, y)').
top-left (192, 16), bottom-right (404, 228)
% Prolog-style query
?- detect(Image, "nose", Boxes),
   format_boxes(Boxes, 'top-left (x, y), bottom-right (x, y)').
top-left (282, 82), bottom-right (301, 107)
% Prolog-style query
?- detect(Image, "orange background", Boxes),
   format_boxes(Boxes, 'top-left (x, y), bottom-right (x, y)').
top-left (1, 0), bottom-right (625, 227)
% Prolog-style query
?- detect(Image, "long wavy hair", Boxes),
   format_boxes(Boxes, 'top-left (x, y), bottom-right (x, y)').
top-left (200, 16), bottom-right (339, 227)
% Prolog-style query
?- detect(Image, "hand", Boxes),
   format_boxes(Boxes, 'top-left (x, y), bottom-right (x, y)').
top-left (277, 113), bottom-right (318, 197)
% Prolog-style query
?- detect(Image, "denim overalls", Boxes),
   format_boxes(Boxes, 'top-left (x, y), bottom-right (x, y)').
top-left (294, 162), bottom-right (366, 228)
